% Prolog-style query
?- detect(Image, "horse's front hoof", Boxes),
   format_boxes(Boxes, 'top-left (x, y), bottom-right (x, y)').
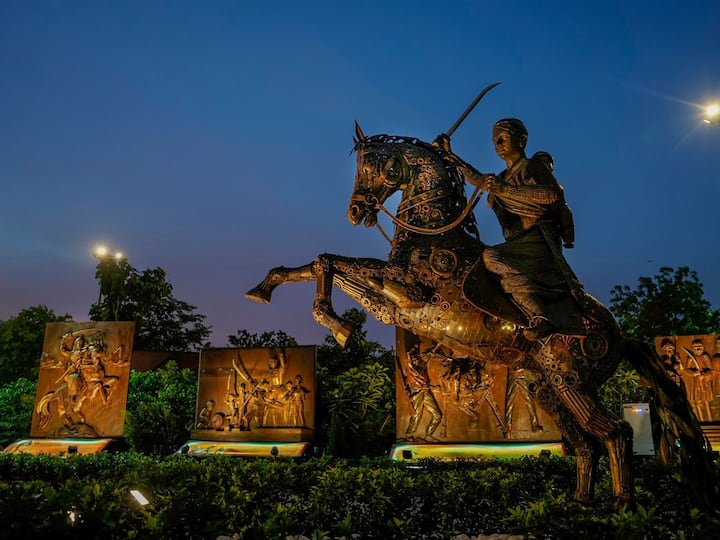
top-left (245, 284), bottom-right (273, 304)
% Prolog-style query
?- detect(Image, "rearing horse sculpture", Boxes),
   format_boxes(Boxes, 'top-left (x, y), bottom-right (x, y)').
top-left (247, 124), bottom-right (719, 510)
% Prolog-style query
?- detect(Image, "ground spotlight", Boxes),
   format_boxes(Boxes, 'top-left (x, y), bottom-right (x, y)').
top-left (130, 489), bottom-right (150, 506)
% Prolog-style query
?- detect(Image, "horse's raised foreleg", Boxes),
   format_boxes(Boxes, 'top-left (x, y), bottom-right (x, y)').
top-left (311, 255), bottom-right (355, 347)
top-left (245, 255), bottom-right (356, 347)
top-left (246, 264), bottom-right (315, 304)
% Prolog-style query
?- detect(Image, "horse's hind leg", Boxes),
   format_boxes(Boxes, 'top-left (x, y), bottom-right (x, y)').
top-left (246, 264), bottom-right (315, 304)
top-left (550, 385), bottom-right (633, 509)
top-left (534, 382), bottom-right (601, 504)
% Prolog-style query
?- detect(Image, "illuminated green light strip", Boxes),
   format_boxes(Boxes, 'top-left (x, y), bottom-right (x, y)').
top-left (181, 440), bottom-right (309, 457)
top-left (2, 438), bottom-right (114, 455)
top-left (390, 442), bottom-right (565, 461)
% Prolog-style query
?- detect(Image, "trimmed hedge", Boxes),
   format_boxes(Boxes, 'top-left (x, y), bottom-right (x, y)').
top-left (0, 453), bottom-right (718, 539)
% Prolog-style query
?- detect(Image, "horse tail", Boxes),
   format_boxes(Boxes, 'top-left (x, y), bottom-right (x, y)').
top-left (622, 337), bottom-right (720, 512)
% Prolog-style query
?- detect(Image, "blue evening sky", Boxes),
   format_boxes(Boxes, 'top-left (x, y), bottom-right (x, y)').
top-left (1, 1), bottom-right (719, 348)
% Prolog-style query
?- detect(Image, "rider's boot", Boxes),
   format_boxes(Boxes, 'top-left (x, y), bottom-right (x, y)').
top-left (524, 316), bottom-right (557, 341)
top-left (514, 293), bottom-right (559, 341)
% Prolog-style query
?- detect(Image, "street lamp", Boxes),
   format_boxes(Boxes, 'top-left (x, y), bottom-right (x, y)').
top-left (703, 103), bottom-right (719, 124)
top-left (94, 245), bottom-right (123, 260)
top-left (93, 245), bottom-right (124, 303)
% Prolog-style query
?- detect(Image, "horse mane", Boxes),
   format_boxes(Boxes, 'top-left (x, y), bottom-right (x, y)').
top-left (352, 133), bottom-right (468, 186)
top-left (350, 133), bottom-right (436, 155)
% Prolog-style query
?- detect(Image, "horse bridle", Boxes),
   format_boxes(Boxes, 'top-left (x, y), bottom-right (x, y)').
top-left (353, 139), bottom-right (483, 241)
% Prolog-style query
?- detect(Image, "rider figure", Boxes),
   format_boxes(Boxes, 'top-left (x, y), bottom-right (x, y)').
top-left (436, 118), bottom-right (576, 340)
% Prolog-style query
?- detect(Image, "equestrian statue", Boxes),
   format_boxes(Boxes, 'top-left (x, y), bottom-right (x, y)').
top-left (246, 87), bottom-right (719, 511)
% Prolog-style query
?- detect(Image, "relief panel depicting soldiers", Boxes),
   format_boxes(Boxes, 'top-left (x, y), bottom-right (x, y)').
top-left (191, 346), bottom-right (315, 442)
top-left (395, 331), bottom-right (561, 443)
top-left (30, 321), bottom-right (134, 438)
top-left (655, 334), bottom-right (720, 422)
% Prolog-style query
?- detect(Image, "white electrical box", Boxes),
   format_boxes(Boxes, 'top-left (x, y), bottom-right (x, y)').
top-left (622, 402), bottom-right (655, 456)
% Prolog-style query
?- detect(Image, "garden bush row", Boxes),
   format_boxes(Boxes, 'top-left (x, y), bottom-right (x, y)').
top-left (1, 453), bottom-right (718, 539)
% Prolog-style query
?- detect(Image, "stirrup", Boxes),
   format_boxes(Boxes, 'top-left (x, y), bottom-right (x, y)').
top-left (523, 316), bottom-right (557, 341)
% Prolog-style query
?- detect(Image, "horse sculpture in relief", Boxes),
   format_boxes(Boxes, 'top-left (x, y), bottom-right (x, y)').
top-left (246, 123), bottom-right (719, 510)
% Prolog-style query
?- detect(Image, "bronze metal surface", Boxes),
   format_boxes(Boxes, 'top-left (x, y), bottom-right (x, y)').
top-left (395, 329), bottom-right (561, 443)
top-left (30, 321), bottom-right (134, 438)
top-left (191, 346), bottom-right (316, 442)
top-left (655, 334), bottom-right (720, 423)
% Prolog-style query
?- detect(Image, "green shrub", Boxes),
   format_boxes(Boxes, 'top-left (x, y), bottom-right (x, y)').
top-left (124, 361), bottom-right (197, 455)
top-left (1, 454), bottom-right (718, 538)
top-left (324, 361), bottom-right (395, 457)
top-left (0, 378), bottom-right (36, 448)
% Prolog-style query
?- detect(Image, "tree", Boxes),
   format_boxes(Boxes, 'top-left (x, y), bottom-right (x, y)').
top-left (609, 266), bottom-right (719, 342)
top-left (324, 360), bottom-right (395, 457)
top-left (89, 257), bottom-right (210, 351)
top-left (227, 329), bottom-right (298, 348)
top-left (0, 305), bottom-right (72, 385)
top-left (601, 266), bottom-right (720, 417)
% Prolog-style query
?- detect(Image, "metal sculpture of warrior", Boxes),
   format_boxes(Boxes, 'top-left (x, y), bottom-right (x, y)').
top-left (246, 123), bottom-right (719, 511)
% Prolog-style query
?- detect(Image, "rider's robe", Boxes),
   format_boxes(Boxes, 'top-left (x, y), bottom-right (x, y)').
top-left (484, 155), bottom-right (575, 301)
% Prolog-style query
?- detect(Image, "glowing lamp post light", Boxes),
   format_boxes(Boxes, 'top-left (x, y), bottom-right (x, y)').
top-left (93, 244), bottom-right (125, 303)
top-left (94, 245), bottom-right (123, 260)
top-left (703, 103), bottom-right (719, 124)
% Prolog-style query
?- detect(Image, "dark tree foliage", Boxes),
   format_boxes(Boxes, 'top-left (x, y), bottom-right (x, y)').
top-left (124, 361), bottom-right (197, 455)
top-left (316, 308), bottom-right (396, 457)
top-left (227, 329), bottom-right (298, 348)
top-left (317, 308), bottom-right (393, 378)
top-left (601, 266), bottom-right (719, 417)
top-left (609, 266), bottom-right (719, 342)
top-left (0, 305), bottom-right (72, 385)
top-left (89, 257), bottom-right (210, 351)
top-left (0, 378), bottom-right (36, 447)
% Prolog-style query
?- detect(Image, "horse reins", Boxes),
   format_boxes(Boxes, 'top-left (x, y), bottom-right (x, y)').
top-left (373, 184), bottom-right (484, 239)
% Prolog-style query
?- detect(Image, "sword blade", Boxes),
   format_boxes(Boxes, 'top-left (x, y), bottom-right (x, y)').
top-left (446, 82), bottom-right (502, 137)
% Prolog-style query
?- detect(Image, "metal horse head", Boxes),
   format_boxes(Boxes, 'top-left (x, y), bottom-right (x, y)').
top-left (348, 122), bottom-right (477, 242)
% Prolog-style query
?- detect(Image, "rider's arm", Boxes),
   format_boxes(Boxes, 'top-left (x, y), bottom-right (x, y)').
top-left (498, 183), bottom-right (559, 204)
top-left (488, 159), bottom-right (560, 204)
top-left (455, 163), bottom-right (495, 190)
